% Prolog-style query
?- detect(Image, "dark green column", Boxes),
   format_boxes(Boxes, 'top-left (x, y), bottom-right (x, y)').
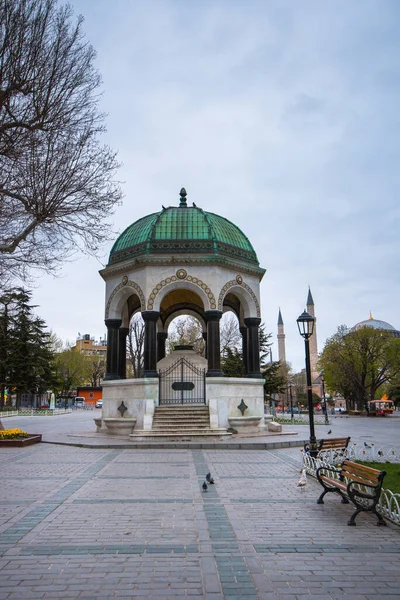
top-left (239, 326), bottom-right (248, 376)
top-left (104, 319), bottom-right (122, 380)
top-left (142, 311), bottom-right (160, 377)
top-left (204, 310), bottom-right (224, 377)
top-left (118, 327), bottom-right (129, 379)
top-left (244, 317), bottom-right (263, 378)
top-left (202, 331), bottom-right (208, 359)
top-left (157, 332), bottom-right (168, 361)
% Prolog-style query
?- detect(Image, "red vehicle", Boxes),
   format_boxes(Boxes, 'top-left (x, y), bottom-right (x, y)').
top-left (368, 399), bottom-right (394, 416)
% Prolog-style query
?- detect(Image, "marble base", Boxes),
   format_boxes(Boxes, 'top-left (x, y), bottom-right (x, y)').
top-left (268, 421), bottom-right (282, 432)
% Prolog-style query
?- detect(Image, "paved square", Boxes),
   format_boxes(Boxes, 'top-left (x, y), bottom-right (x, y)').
top-left (0, 444), bottom-right (399, 599)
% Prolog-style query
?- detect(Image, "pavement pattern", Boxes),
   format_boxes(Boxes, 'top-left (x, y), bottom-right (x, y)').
top-left (0, 443), bottom-right (399, 599)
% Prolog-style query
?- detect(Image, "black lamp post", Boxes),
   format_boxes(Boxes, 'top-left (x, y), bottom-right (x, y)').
top-left (320, 369), bottom-right (329, 425)
top-left (297, 309), bottom-right (318, 457)
top-left (288, 380), bottom-right (294, 420)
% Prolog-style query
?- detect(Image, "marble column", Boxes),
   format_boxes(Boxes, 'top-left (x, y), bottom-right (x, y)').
top-left (239, 326), bottom-right (248, 376)
top-left (104, 319), bottom-right (122, 380)
top-left (157, 332), bottom-right (168, 361)
top-left (202, 331), bottom-right (208, 359)
top-left (204, 311), bottom-right (224, 377)
top-left (118, 327), bottom-right (129, 379)
top-left (142, 311), bottom-right (160, 377)
top-left (244, 317), bottom-right (262, 378)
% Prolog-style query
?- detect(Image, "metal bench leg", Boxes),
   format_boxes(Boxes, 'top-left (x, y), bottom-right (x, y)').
top-left (373, 508), bottom-right (387, 526)
top-left (317, 490), bottom-right (328, 504)
top-left (347, 506), bottom-right (364, 526)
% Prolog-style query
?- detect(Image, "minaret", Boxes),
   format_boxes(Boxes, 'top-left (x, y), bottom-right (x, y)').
top-left (277, 308), bottom-right (286, 364)
top-left (306, 287), bottom-right (319, 383)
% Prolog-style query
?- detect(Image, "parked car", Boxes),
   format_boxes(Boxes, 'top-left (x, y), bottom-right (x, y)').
top-left (95, 400), bottom-right (103, 409)
top-left (74, 397), bottom-right (85, 408)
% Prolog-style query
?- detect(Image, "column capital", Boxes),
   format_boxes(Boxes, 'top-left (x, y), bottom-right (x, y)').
top-left (141, 311), bottom-right (160, 323)
top-left (204, 310), bottom-right (223, 323)
top-left (105, 318), bottom-right (122, 330)
top-left (244, 317), bottom-right (261, 328)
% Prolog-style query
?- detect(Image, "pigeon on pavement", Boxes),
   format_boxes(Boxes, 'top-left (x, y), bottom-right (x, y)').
top-left (202, 481), bottom-right (208, 492)
top-left (327, 430), bottom-right (332, 434)
top-left (206, 472), bottom-right (215, 484)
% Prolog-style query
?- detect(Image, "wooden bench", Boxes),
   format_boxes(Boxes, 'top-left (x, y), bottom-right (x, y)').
top-left (316, 460), bottom-right (387, 526)
top-left (304, 437), bottom-right (351, 464)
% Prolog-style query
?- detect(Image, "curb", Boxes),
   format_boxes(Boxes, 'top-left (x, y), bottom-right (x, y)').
top-left (41, 438), bottom-right (306, 450)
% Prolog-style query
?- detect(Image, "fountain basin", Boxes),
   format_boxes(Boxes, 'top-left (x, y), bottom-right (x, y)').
top-left (103, 417), bottom-right (136, 436)
top-left (228, 416), bottom-right (262, 433)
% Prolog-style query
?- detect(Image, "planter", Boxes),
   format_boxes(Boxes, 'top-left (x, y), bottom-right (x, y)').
top-left (103, 417), bottom-right (136, 436)
top-left (0, 434), bottom-right (42, 447)
top-left (228, 416), bottom-right (262, 433)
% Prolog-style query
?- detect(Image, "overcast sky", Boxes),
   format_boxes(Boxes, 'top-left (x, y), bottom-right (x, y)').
top-left (31, 0), bottom-right (400, 372)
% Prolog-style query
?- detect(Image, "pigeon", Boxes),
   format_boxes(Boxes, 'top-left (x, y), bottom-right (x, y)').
top-left (202, 481), bottom-right (208, 492)
top-left (206, 472), bottom-right (215, 484)
top-left (297, 469), bottom-right (307, 491)
top-left (364, 442), bottom-right (372, 449)
top-left (193, 202), bottom-right (197, 207)
top-left (327, 430), bottom-right (332, 434)
top-left (378, 450), bottom-right (383, 456)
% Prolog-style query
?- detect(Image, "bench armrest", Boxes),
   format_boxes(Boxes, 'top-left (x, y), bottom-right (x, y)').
top-left (347, 481), bottom-right (380, 499)
top-left (316, 465), bottom-right (341, 478)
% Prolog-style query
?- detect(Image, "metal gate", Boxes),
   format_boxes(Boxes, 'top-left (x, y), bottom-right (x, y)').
top-left (159, 357), bottom-right (206, 405)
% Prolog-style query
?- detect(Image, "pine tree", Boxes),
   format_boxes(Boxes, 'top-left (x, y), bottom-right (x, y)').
top-left (0, 290), bottom-right (15, 409)
top-left (0, 288), bottom-right (54, 409)
top-left (221, 348), bottom-right (244, 377)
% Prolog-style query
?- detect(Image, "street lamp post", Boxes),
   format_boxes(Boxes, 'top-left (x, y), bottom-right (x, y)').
top-left (297, 309), bottom-right (318, 457)
top-left (288, 381), bottom-right (294, 420)
top-left (320, 369), bottom-right (329, 425)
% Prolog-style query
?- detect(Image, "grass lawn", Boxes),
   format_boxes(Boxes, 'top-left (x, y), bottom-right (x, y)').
top-left (358, 461), bottom-right (400, 494)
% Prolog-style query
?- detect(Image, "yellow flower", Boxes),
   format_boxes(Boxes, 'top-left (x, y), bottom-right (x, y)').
top-left (0, 428), bottom-right (28, 439)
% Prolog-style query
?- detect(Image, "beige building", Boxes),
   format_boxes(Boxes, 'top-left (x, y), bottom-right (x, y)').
top-left (73, 334), bottom-right (107, 357)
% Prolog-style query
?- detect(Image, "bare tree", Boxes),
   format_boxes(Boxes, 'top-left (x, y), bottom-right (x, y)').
top-left (0, 0), bottom-right (122, 281)
top-left (128, 313), bottom-right (144, 378)
top-left (89, 356), bottom-right (105, 387)
top-left (166, 316), bottom-right (205, 356)
top-left (220, 312), bottom-right (241, 355)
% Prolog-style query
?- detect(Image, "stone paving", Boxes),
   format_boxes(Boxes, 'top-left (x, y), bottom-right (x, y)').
top-left (0, 444), bottom-right (399, 599)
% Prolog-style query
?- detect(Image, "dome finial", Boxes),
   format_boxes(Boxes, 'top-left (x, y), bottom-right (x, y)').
top-left (369, 310), bottom-right (373, 320)
top-left (179, 187), bottom-right (187, 207)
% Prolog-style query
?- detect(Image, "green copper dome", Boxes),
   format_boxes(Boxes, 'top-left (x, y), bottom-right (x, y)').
top-left (108, 189), bottom-right (260, 267)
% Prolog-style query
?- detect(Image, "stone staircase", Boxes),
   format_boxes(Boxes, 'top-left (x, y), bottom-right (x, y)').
top-left (130, 405), bottom-right (231, 439)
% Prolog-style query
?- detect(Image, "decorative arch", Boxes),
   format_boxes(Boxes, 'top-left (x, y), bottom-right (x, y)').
top-left (105, 279), bottom-right (146, 319)
top-left (163, 309), bottom-right (206, 333)
top-left (218, 279), bottom-right (261, 318)
top-left (147, 272), bottom-right (216, 311)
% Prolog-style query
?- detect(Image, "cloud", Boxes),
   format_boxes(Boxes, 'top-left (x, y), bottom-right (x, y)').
top-left (31, 0), bottom-right (400, 371)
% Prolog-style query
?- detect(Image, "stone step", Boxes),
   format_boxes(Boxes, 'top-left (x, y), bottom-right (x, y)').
top-left (155, 407), bottom-right (208, 412)
top-left (130, 429), bottom-right (232, 438)
top-left (153, 416), bottom-right (210, 423)
top-left (147, 405), bottom-right (217, 438)
top-left (153, 425), bottom-right (210, 429)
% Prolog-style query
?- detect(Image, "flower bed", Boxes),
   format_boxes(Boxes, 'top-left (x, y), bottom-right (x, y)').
top-left (0, 428), bottom-right (42, 447)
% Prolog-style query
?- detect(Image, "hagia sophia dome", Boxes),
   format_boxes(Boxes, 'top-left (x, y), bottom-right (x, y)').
top-left (352, 313), bottom-right (400, 338)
